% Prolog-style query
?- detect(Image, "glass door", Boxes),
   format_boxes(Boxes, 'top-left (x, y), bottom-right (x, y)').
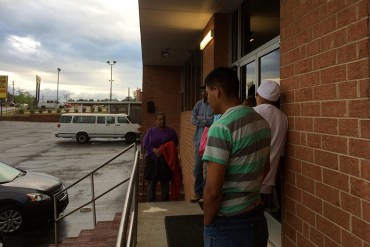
top-left (238, 37), bottom-right (280, 104)
top-left (260, 48), bottom-right (280, 85)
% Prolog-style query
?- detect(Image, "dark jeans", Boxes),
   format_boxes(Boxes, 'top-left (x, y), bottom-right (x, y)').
top-left (193, 145), bottom-right (204, 196)
top-left (204, 204), bottom-right (268, 247)
top-left (147, 179), bottom-right (169, 202)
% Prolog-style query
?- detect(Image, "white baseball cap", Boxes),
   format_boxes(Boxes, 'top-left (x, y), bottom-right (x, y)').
top-left (257, 79), bottom-right (280, 101)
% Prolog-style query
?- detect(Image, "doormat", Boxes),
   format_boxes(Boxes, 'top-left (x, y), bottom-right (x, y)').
top-left (164, 214), bottom-right (204, 247)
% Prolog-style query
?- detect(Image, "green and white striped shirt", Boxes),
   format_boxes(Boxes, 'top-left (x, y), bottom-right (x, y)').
top-left (203, 105), bottom-right (271, 216)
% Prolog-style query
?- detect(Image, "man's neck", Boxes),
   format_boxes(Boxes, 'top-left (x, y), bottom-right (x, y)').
top-left (219, 98), bottom-right (241, 114)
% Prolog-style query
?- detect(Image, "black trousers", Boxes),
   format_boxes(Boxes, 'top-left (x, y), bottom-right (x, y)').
top-left (147, 179), bottom-right (169, 202)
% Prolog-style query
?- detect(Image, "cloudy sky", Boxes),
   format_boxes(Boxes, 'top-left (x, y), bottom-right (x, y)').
top-left (0, 0), bottom-right (142, 101)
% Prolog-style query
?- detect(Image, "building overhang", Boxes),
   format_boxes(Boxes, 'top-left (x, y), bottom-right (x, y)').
top-left (138, 0), bottom-right (243, 67)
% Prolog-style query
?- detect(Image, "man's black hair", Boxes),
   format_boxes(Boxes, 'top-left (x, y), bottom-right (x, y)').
top-left (204, 67), bottom-right (239, 97)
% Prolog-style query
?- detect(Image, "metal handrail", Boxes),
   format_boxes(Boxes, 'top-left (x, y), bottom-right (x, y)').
top-left (52, 143), bottom-right (138, 246)
top-left (116, 148), bottom-right (140, 247)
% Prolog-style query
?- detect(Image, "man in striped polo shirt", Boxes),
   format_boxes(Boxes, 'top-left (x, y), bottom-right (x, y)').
top-left (202, 67), bottom-right (271, 247)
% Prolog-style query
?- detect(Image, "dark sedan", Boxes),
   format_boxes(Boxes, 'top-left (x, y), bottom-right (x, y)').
top-left (0, 161), bottom-right (69, 234)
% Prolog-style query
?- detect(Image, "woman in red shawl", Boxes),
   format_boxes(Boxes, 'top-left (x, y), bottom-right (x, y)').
top-left (143, 112), bottom-right (181, 202)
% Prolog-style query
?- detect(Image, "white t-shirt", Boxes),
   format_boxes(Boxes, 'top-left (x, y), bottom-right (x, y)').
top-left (254, 104), bottom-right (288, 194)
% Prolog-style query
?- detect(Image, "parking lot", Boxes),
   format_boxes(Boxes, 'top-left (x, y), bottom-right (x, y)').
top-left (0, 121), bottom-right (137, 247)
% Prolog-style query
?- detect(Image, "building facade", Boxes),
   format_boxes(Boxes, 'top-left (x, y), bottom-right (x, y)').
top-left (139, 0), bottom-right (370, 246)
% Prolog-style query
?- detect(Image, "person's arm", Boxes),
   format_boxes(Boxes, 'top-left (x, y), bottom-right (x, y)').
top-left (203, 161), bottom-right (226, 225)
top-left (204, 104), bottom-right (214, 127)
top-left (191, 102), bottom-right (200, 125)
top-left (143, 128), bottom-right (155, 156)
top-left (192, 101), bottom-right (209, 127)
top-left (263, 152), bottom-right (270, 180)
top-left (143, 129), bottom-right (151, 151)
top-left (205, 115), bottom-right (214, 127)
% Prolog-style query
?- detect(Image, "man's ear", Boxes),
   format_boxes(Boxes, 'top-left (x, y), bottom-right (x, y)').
top-left (215, 87), bottom-right (222, 98)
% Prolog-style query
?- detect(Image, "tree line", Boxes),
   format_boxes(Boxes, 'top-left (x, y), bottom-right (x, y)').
top-left (5, 90), bottom-right (135, 106)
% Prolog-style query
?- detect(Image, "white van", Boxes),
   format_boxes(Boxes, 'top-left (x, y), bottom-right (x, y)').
top-left (38, 100), bottom-right (63, 109)
top-left (55, 113), bottom-right (141, 143)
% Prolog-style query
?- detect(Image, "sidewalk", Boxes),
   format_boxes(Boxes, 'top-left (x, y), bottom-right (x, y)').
top-left (136, 201), bottom-right (203, 247)
top-left (136, 201), bottom-right (279, 247)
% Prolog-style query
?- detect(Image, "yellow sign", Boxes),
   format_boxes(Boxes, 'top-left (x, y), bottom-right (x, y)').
top-left (0, 75), bottom-right (8, 99)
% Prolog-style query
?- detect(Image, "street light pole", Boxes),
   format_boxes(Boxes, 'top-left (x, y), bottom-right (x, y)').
top-left (57, 68), bottom-right (61, 101)
top-left (107, 61), bottom-right (116, 101)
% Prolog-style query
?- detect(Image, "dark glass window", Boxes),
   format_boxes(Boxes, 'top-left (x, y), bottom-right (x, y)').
top-left (240, 61), bottom-right (256, 101)
top-left (241, 0), bottom-right (280, 56)
top-left (240, 66), bottom-right (247, 100)
top-left (97, 116), bottom-right (105, 124)
top-left (60, 116), bottom-right (72, 123)
top-left (259, 48), bottom-right (280, 84)
top-left (118, 117), bottom-right (129, 123)
top-left (246, 61), bottom-right (256, 95)
top-left (72, 116), bottom-right (96, 124)
top-left (106, 116), bottom-right (115, 124)
top-left (127, 115), bottom-right (135, 123)
top-left (231, 10), bottom-right (238, 62)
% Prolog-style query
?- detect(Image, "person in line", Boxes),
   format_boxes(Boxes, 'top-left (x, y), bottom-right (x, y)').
top-left (143, 112), bottom-right (179, 202)
top-left (254, 79), bottom-right (288, 209)
top-left (190, 86), bottom-right (214, 203)
top-left (202, 67), bottom-right (271, 247)
top-left (242, 95), bottom-right (257, 107)
top-left (242, 84), bottom-right (257, 107)
top-left (198, 112), bottom-right (222, 207)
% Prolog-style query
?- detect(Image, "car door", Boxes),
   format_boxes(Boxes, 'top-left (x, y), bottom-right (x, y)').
top-left (105, 116), bottom-right (117, 137)
top-left (116, 116), bottom-right (130, 137)
top-left (95, 116), bottom-right (107, 137)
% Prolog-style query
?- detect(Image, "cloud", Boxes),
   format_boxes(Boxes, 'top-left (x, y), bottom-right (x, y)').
top-left (7, 36), bottom-right (41, 54)
top-left (0, 0), bottom-right (142, 100)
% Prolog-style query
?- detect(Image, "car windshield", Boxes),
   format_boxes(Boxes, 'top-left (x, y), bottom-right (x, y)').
top-left (0, 161), bottom-right (23, 183)
top-left (127, 115), bottom-right (135, 123)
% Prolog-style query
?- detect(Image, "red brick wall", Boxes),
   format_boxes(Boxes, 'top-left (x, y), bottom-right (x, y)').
top-left (280, 0), bottom-right (370, 246)
top-left (202, 17), bottom-right (215, 81)
top-left (141, 65), bottom-right (182, 136)
top-left (214, 14), bottom-right (230, 69)
top-left (202, 14), bottom-right (230, 82)
top-left (180, 111), bottom-right (196, 200)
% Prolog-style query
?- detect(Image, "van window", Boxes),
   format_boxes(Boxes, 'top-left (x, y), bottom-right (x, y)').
top-left (97, 116), bottom-right (105, 124)
top-left (60, 116), bottom-right (72, 123)
top-left (106, 116), bottom-right (115, 124)
top-left (73, 116), bottom-right (96, 124)
top-left (46, 100), bottom-right (60, 104)
top-left (118, 117), bottom-right (129, 123)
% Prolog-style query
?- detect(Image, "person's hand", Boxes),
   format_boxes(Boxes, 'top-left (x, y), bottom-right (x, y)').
top-left (153, 148), bottom-right (161, 157)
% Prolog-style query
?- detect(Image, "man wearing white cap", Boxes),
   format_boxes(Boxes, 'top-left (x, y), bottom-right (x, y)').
top-left (254, 79), bottom-right (288, 209)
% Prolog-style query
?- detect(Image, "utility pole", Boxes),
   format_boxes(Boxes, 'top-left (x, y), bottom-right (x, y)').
top-left (107, 61), bottom-right (116, 101)
top-left (12, 81), bottom-right (15, 103)
top-left (57, 68), bottom-right (61, 101)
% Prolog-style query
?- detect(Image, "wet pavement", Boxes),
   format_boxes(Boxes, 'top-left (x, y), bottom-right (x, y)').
top-left (0, 121), bottom-right (137, 247)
